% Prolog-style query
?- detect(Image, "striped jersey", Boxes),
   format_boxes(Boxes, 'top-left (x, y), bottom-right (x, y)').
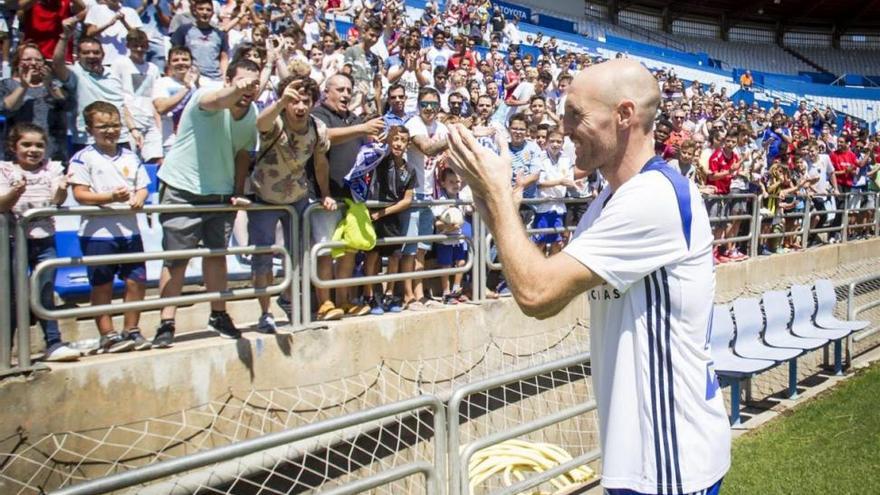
top-left (563, 156), bottom-right (730, 494)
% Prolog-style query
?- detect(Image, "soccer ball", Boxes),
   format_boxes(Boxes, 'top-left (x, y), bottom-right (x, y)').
top-left (439, 207), bottom-right (464, 228)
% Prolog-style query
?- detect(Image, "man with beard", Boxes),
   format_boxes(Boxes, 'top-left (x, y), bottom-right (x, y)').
top-left (151, 59), bottom-right (261, 347)
top-left (445, 59), bottom-right (730, 495)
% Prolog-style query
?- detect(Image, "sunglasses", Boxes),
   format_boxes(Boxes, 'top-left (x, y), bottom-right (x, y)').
top-left (419, 101), bottom-right (440, 109)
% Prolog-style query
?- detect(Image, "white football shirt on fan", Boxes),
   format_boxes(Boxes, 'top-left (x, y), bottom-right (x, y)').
top-left (563, 156), bottom-right (730, 494)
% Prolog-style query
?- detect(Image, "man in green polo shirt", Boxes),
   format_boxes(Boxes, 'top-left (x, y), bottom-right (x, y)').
top-left (152, 58), bottom-right (260, 348)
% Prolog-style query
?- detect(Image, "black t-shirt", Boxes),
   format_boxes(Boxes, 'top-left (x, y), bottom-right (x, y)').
top-left (311, 104), bottom-right (366, 198)
top-left (368, 156), bottom-right (416, 238)
top-left (369, 156), bottom-right (416, 204)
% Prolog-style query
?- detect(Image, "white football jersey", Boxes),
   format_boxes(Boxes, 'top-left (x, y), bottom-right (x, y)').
top-left (563, 157), bottom-right (730, 494)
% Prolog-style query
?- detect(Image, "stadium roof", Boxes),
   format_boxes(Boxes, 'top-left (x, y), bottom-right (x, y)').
top-left (617, 0), bottom-right (880, 31)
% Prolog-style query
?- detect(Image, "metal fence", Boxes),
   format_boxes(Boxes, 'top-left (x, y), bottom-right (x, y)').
top-left (1, 191), bottom-right (879, 375)
top-left (47, 353), bottom-right (595, 495)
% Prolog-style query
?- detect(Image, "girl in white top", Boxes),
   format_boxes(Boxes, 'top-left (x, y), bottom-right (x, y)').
top-left (0, 123), bottom-right (79, 362)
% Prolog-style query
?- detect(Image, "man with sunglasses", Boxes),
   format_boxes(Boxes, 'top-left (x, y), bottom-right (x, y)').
top-left (402, 87), bottom-right (449, 310)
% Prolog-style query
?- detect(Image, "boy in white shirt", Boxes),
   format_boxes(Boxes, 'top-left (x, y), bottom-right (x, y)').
top-left (112, 29), bottom-right (164, 163)
top-left (432, 167), bottom-right (469, 304)
top-left (152, 46), bottom-right (200, 155)
top-left (535, 129), bottom-right (572, 255)
top-left (69, 101), bottom-right (152, 354)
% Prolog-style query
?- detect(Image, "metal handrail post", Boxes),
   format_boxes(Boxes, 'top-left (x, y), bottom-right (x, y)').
top-left (750, 194), bottom-right (761, 258)
top-left (0, 214), bottom-right (10, 370)
top-left (470, 211), bottom-right (483, 302)
top-left (287, 207), bottom-right (301, 327)
top-left (801, 197), bottom-right (811, 248)
top-left (14, 220), bottom-right (31, 367)
top-left (874, 192), bottom-right (880, 237)
top-left (478, 219), bottom-right (488, 301)
top-left (842, 193), bottom-right (850, 243)
top-left (301, 203), bottom-right (316, 325)
top-left (446, 352), bottom-right (591, 495)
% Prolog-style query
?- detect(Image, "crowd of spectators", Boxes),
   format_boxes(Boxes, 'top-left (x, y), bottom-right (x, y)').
top-left (0, 0), bottom-right (877, 361)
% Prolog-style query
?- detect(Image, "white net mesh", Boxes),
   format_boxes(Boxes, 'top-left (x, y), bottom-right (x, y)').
top-left (0, 321), bottom-right (592, 495)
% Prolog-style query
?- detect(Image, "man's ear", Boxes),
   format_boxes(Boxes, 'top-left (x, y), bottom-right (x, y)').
top-left (616, 99), bottom-right (636, 130)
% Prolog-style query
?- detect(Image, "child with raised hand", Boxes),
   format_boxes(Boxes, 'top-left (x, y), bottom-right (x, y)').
top-left (363, 125), bottom-right (415, 315)
top-left (432, 167), bottom-right (470, 304)
top-left (69, 101), bottom-right (151, 353)
top-left (0, 123), bottom-right (79, 362)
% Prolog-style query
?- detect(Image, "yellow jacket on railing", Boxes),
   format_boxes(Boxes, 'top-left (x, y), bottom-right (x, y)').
top-left (331, 199), bottom-right (376, 258)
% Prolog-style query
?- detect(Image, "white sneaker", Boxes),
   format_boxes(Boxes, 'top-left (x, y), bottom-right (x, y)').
top-left (257, 313), bottom-right (277, 334)
top-left (44, 343), bottom-right (80, 362)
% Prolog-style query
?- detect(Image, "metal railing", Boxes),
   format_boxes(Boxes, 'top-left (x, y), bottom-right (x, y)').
top-left (705, 191), bottom-right (879, 256)
top-left (848, 274), bottom-right (880, 343)
top-left (447, 352), bottom-right (596, 495)
top-left (300, 200), bottom-right (483, 324)
top-left (2, 191), bottom-right (878, 374)
top-left (5, 204), bottom-right (298, 373)
top-left (51, 394), bottom-right (446, 495)
top-left (482, 197), bottom-right (590, 273)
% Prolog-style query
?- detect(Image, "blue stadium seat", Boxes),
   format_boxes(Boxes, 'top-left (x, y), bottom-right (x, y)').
top-left (53, 230), bottom-right (125, 300)
top-left (143, 162), bottom-right (160, 204)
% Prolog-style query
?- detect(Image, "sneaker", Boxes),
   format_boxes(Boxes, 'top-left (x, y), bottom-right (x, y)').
top-left (443, 292), bottom-right (460, 305)
top-left (760, 247), bottom-right (773, 256)
top-left (124, 329), bottom-right (152, 351)
top-left (43, 342), bottom-right (80, 362)
top-left (208, 312), bottom-right (242, 339)
top-left (368, 297), bottom-right (385, 315)
top-left (257, 313), bottom-right (277, 334)
top-left (153, 321), bottom-right (176, 348)
top-left (99, 331), bottom-right (136, 354)
top-left (276, 297), bottom-right (293, 322)
top-left (383, 295), bottom-right (403, 313)
top-left (316, 300), bottom-right (345, 321)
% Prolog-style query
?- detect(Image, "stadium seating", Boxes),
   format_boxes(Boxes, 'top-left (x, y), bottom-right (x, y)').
top-left (708, 279), bottom-right (871, 425)
top-left (795, 47), bottom-right (880, 79)
top-left (813, 279), bottom-right (871, 332)
top-left (680, 37), bottom-right (813, 75)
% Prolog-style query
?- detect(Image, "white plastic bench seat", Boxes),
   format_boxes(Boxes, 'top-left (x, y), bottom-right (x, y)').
top-left (762, 291), bottom-right (828, 351)
top-left (710, 305), bottom-right (776, 377)
top-left (813, 279), bottom-right (870, 332)
top-left (789, 285), bottom-right (852, 340)
top-left (731, 298), bottom-right (802, 362)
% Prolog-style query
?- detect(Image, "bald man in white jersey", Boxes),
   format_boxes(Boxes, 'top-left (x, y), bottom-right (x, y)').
top-left (446, 60), bottom-right (730, 495)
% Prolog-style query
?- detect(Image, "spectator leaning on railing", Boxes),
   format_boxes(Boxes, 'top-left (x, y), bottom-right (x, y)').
top-left (0, 122), bottom-right (77, 362)
top-left (250, 75), bottom-right (335, 333)
top-left (153, 59), bottom-right (261, 347)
